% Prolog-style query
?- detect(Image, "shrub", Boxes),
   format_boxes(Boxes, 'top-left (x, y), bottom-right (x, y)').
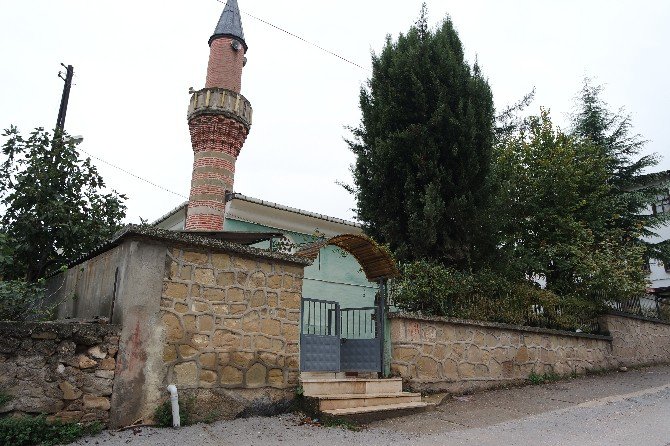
top-left (390, 261), bottom-right (602, 332)
top-left (154, 397), bottom-right (192, 428)
top-left (0, 279), bottom-right (52, 321)
top-left (0, 415), bottom-right (101, 446)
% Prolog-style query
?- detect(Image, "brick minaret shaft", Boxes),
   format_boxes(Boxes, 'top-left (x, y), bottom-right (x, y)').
top-left (186, 0), bottom-right (252, 231)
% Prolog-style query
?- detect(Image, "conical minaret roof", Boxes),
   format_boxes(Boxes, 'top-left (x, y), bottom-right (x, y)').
top-left (209, 0), bottom-right (247, 51)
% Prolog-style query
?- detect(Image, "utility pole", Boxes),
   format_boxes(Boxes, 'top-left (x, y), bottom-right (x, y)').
top-left (55, 64), bottom-right (74, 135)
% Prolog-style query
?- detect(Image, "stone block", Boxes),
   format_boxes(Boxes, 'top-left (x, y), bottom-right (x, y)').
top-left (261, 319), bottom-right (282, 337)
top-left (250, 290), bottom-right (266, 307)
top-left (267, 292), bottom-right (279, 307)
top-left (223, 318), bottom-right (241, 330)
top-left (200, 353), bottom-right (217, 369)
top-left (179, 345), bottom-right (199, 359)
top-left (99, 358), bottom-right (116, 371)
top-left (199, 315), bottom-right (214, 332)
top-left (212, 304), bottom-right (229, 315)
top-left (59, 381), bottom-right (82, 400)
top-left (94, 370), bottom-right (115, 379)
top-left (78, 355), bottom-right (97, 369)
top-left (458, 362), bottom-right (475, 379)
top-left (212, 330), bottom-right (238, 349)
top-left (179, 265), bottom-right (193, 281)
top-left (53, 411), bottom-right (83, 422)
top-left (83, 395), bottom-right (111, 411)
top-left (268, 369), bottom-right (284, 387)
top-left (226, 287), bottom-right (246, 303)
top-left (193, 301), bottom-right (210, 312)
top-left (194, 268), bottom-right (215, 286)
top-left (163, 345), bottom-right (177, 362)
top-left (216, 272), bottom-right (236, 287)
top-left (183, 251), bottom-right (209, 265)
top-left (182, 315), bottom-right (196, 332)
top-left (174, 361), bottom-right (198, 386)
top-left (242, 312), bottom-right (260, 332)
top-left (230, 304), bottom-right (248, 315)
top-left (236, 272), bottom-right (249, 286)
top-left (267, 275), bottom-right (283, 289)
top-left (32, 331), bottom-right (57, 340)
top-left (392, 346), bottom-right (419, 362)
top-left (279, 292), bottom-right (301, 310)
top-left (245, 363), bottom-right (267, 387)
top-left (249, 272), bottom-right (266, 288)
top-left (233, 257), bottom-right (257, 272)
top-left (416, 356), bottom-right (439, 379)
top-left (259, 352), bottom-right (278, 366)
top-left (164, 283), bottom-right (188, 300)
top-left (282, 323), bottom-right (299, 340)
top-left (200, 370), bottom-right (218, 386)
top-left (232, 351), bottom-right (255, 368)
top-left (175, 303), bottom-right (189, 314)
top-left (211, 253), bottom-right (231, 270)
top-left (221, 366), bottom-right (243, 385)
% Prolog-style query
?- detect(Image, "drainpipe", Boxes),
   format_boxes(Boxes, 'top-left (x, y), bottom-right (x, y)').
top-left (166, 385), bottom-right (180, 428)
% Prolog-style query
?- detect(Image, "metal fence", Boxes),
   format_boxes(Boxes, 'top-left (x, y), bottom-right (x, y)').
top-left (609, 294), bottom-right (670, 321)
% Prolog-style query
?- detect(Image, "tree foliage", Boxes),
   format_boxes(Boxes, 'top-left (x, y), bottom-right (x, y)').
top-left (494, 110), bottom-right (647, 302)
top-left (0, 127), bottom-right (126, 281)
top-left (346, 7), bottom-right (495, 268)
top-left (570, 79), bottom-right (670, 260)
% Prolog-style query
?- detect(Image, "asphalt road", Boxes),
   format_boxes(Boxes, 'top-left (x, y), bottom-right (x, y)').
top-left (71, 364), bottom-right (670, 446)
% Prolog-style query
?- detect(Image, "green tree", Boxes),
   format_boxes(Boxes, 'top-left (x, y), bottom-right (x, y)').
top-left (346, 6), bottom-right (495, 268)
top-left (494, 110), bottom-right (647, 302)
top-left (570, 79), bottom-right (670, 260)
top-left (0, 127), bottom-right (126, 281)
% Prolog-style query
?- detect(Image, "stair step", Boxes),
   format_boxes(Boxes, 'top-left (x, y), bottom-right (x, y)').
top-left (301, 378), bottom-right (403, 396)
top-left (322, 401), bottom-right (429, 416)
top-left (316, 392), bottom-right (422, 411)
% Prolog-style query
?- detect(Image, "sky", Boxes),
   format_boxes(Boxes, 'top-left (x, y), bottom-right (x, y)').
top-left (1, 0), bottom-right (669, 224)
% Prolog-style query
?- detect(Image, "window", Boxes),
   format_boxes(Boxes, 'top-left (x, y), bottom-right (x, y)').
top-left (652, 190), bottom-right (670, 215)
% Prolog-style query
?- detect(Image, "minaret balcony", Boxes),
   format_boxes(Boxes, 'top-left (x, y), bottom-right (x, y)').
top-left (187, 88), bottom-right (252, 130)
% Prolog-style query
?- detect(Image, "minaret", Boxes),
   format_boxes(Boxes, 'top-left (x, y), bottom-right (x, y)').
top-left (185, 0), bottom-right (253, 231)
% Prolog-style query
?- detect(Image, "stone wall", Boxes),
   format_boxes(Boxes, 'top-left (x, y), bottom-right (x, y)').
top-left (0, 321), bottom-right (120, 425)
top-left (389, 313), bottom-right (613, 393)
top-left (602, 312), bottom-right (670, 367)
top-left (159, 247), bottom-right (304, 419)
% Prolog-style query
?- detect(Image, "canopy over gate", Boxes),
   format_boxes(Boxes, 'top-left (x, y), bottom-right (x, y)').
top-left (295, 233), bottom-right (400, 281)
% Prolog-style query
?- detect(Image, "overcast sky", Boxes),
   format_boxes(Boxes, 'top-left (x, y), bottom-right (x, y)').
top-left (1, 0), bottom-right (668, 224)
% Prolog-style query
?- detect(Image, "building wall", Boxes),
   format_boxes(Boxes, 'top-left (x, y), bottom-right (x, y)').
top-left (159, 247), bottom-right (304, 420)
top-left (0, 321), bottom-right (120, 425)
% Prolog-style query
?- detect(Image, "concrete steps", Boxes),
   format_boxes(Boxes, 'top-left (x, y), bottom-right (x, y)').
top-left (300, 374), bottom-right (429, 419)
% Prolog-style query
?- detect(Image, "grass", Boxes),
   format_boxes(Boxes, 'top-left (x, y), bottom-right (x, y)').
top-left (527, 371), bottom-right (562, 385)
top-left (0, 415), bottom-right (101, 446)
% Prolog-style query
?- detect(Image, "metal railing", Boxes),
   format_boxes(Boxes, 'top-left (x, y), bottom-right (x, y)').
top-left (609, 295), bottom-right (670, 321)
top-left (301, 298), bottom-right (339, 336)
top-left (340, 307), bottom-right (377, 339)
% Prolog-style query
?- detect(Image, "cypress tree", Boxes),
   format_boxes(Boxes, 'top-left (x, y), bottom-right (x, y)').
top-left (346, 6), bottom-right (495, 268)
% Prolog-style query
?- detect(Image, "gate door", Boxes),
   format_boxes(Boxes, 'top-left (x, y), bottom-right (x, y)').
top-left (300, 298), bottom-right (340, 372)
top-left (340, 306), bottom-right (381, 372)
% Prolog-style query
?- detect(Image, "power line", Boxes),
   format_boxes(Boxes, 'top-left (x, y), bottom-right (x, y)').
top-left (214, 0), bottom-right (370, 73)
top-left (77, 148), bottom-right (189, 199)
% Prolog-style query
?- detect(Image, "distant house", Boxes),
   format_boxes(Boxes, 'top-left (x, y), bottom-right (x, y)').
top-left (644, 170), bottom-right (670, 299)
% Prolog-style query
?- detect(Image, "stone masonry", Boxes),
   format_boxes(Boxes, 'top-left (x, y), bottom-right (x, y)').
top-left (602, 312), bottom-right (670, 367)
top-left (389, 313), bottom-right (613, 393)
top-left (159, 248), bottom-right (303, 417)
top-left (0, 321), bottom-right (120, 425)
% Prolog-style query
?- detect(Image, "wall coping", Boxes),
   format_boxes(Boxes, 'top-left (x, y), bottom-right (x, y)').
top-left (0, 320), bottom-right (120, 344)
top-left (388, 312), bottom-right (613, 342)
top-left (605, 310), bottom-right (670, 327)
top-left (66, 225), bottom-right (312, 270)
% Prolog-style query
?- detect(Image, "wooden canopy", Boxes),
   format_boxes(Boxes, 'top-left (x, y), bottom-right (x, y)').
top-left (295, 233), bottom-right (399, 281)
